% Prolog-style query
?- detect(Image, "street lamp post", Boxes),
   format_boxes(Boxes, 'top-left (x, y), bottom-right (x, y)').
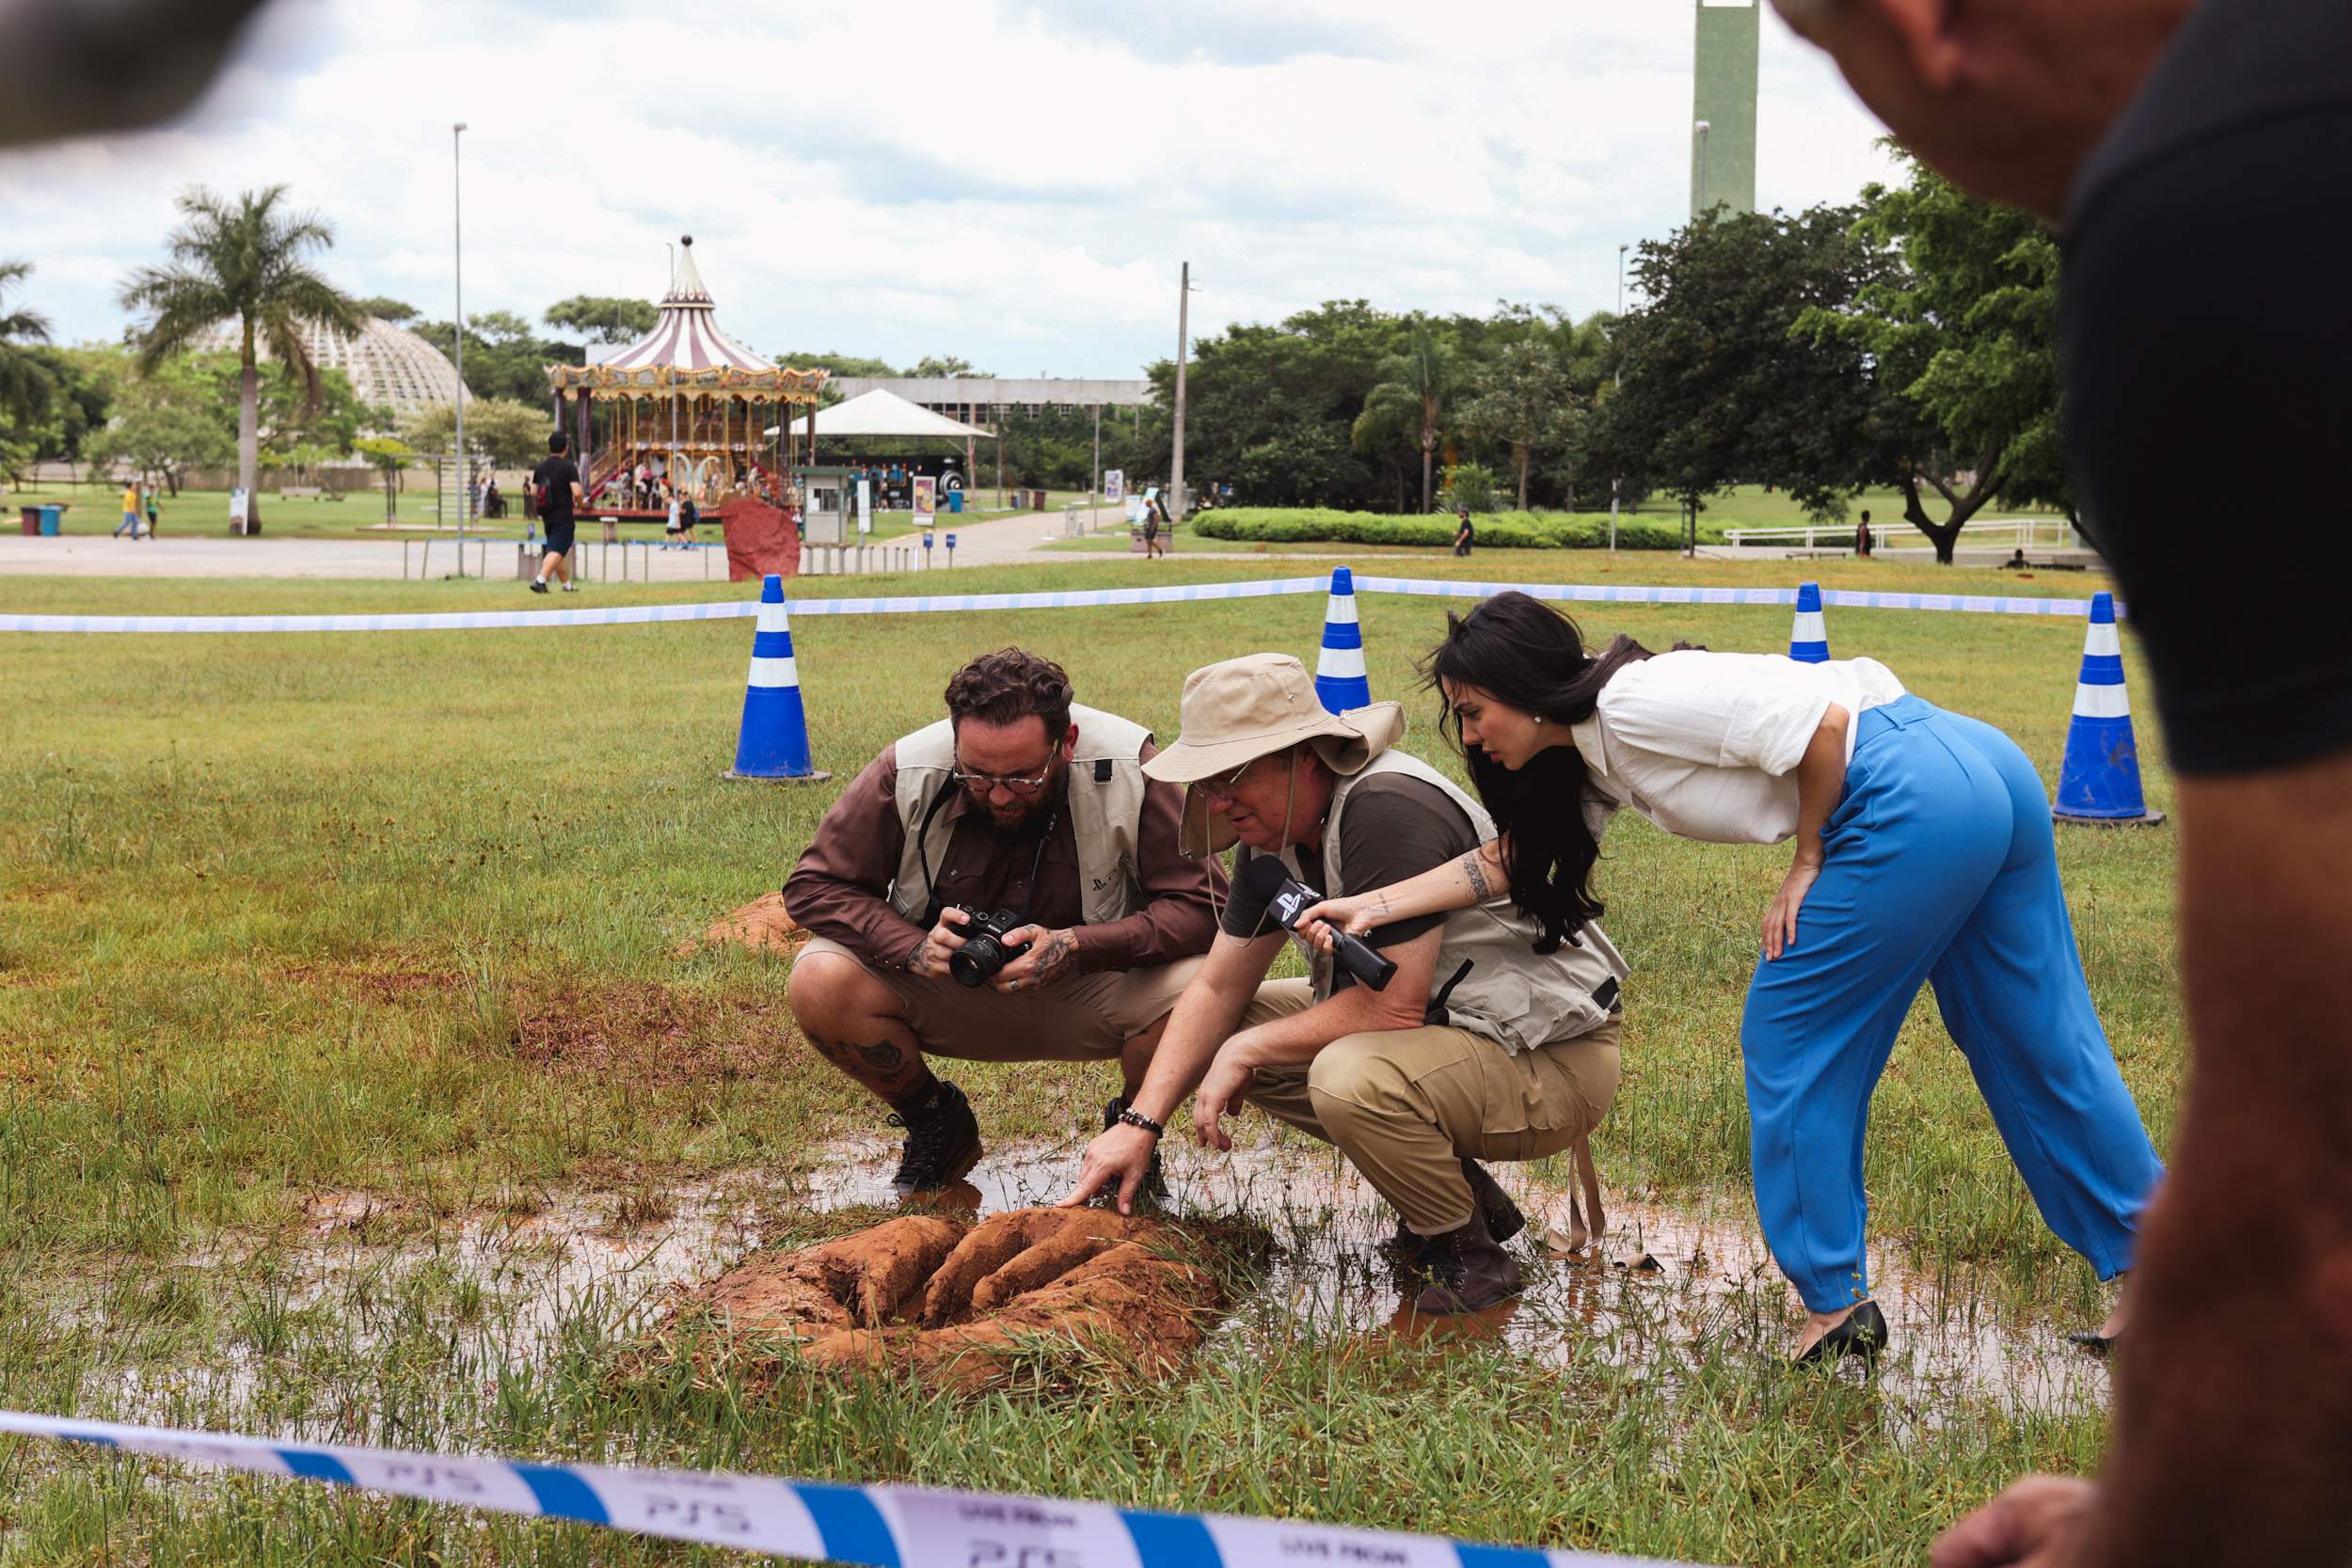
top-left (452, 120), bottom-right (468, 576)
top-left (1694, 119), bottom-right (1712, 217)
top-left (1170, 261), bottom-right (1193, 527)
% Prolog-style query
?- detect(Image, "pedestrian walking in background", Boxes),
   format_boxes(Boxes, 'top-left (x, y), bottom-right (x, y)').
top-left (115, 479), bottom-right (142, 537)
top-left (143, 487), bottom-right (159, 539)
top-left (1143, 498), bottom-right (1165, 559)
top-left (1452, 507), bottom-right (1475, 558)
top-left (530, 431), bottom-right (583, 594)
top-left (1854, 508), bottom-right (1873, 559)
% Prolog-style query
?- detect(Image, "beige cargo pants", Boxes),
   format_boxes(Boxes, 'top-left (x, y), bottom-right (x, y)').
top-left (1238, 979), bottom-right (1621, 1236)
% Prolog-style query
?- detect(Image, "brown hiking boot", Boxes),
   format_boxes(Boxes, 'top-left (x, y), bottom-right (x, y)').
top-left (1412, 1207), bottom-right (1524, 1315)
top-left (1385, 1160), bottom-right (1525, 1267)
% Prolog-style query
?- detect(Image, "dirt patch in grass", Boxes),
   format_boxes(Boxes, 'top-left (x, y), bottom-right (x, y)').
top-left (676, 891), bottom-right (806, 958)
top-left (278, 958), bottom-right (463, 1004)
top-left (660, 1206), bottom-right (1229, 1393)
top-left (508, 979), bottom-right (789, 1087)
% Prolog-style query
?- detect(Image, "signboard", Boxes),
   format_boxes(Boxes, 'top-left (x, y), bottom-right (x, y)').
top-left (913, 475), bottom-right (937, 525)
top-left (1103, 469), bottom-right (1125, 504)
top-left (856, 477), bottom-right (872, 536)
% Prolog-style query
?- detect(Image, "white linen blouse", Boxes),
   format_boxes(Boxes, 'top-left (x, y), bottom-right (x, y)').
top-left (1568, 650), bottom-right (1908, 845)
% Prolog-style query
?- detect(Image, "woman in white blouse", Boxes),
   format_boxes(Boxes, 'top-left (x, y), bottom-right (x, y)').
top-left (1302, 592), bottom-right (2163, 1365)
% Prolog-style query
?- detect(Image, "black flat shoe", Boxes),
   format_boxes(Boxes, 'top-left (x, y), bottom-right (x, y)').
top-left (1793, 1300), bottom-right (1888, 1369)
top-left (2066, 1329), bottom-right (2118, 1356)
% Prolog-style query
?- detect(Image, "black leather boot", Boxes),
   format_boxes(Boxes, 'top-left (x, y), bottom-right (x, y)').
top-left (1412, 1207), bottom-right (1524, 1315)
top-left (887, 1079), bottom-right (981, 1190)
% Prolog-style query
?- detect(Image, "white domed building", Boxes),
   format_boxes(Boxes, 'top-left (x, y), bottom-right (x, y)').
top-left (192, 315), bottom-right (468, 426)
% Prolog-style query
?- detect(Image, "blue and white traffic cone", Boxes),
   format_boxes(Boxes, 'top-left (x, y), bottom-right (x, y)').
top-left (1313, 566), bottom-right (1372, 714)
top-left (1787, 580), bottom-right (1830, 664)
top-left (724, 575), bottom-right (831, 783)
top-left (2053, 591), bottom-right (2161, 826)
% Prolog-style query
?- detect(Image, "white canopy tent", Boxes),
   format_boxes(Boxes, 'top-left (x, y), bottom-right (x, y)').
top-left (766, 388), bottom-right (998, 505)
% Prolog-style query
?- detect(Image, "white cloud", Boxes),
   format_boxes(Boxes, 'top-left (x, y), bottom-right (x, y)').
top-left (0, 0), bottom-right (1896, 376)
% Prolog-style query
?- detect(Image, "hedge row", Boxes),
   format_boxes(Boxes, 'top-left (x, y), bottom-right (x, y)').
top-left (1191, 508), bottom-right (1683, 551)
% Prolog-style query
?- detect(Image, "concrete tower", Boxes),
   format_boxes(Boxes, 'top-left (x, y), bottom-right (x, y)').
top-left (1692, 0), bottom-right (1759, 218)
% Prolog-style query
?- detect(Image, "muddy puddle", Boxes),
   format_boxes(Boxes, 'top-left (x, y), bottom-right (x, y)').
top-left (111, 1133), bottom-right (2105, 1431)
top-left (807, 1132), bottom-right (2112, 1421)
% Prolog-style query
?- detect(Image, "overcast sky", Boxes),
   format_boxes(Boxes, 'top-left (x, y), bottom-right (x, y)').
top-left (0, 0), bottom-right (1899, 379)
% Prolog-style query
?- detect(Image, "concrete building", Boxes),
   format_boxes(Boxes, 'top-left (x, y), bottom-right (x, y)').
top-left (1692, 0), bottom-right (1760, 218)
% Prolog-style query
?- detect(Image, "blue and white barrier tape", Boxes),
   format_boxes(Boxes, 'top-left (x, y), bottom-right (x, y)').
top-left (0, 576), bottom-right (2113, 634)
top-left (0, 1409), bottom-right (1674, 1568)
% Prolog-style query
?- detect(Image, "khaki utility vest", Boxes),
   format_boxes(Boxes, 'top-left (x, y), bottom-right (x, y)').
top-left (886, 704), bottom-right (1153, 927)
top-left (1264, 749), bottom-right (1629, 1054)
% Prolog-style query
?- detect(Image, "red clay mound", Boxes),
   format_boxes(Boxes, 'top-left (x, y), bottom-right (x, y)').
top-left (677, 892), bottom-right (803, 958)
top-left (669, 1207), bottom-right (1223, 1392)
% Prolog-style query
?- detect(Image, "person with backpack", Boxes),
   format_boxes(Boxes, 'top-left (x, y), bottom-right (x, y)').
top-left (529, 432), bottom-right (583, 594)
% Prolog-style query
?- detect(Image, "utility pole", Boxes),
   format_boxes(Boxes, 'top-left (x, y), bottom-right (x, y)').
top-left (1169, 261), bottom-right (1192, 525)
top-left (1091, 402), bottom-right (1102, 517)
top-left (1694, 119), bottom-right (1712, 216)
top-left (452, 120), bottom-right (468, 574)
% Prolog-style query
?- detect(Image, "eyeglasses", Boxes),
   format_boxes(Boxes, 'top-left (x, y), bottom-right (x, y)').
top-left (951, 741), bottom-right (1063, 795)
top-left (1197, 755), bottom-right (1266, 804)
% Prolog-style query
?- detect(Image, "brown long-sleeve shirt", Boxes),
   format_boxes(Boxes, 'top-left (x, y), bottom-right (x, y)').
top-left (783, 737), bottom-right (1223, 974)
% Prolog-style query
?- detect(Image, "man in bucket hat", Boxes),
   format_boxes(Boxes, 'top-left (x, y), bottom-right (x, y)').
top-left (1062, 653), bottom-right (1629, 1313)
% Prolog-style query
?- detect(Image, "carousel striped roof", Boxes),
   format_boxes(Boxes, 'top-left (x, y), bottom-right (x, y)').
top-left (601, 237), bottom-right (775, 374)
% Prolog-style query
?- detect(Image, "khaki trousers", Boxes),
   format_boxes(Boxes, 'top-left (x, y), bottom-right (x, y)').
top-left (1240, 979), bottom-right (1622, 1235)
top-left (793, 936), bottom-right (1201, 1061)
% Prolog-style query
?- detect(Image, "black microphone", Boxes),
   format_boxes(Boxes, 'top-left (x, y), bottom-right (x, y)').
top-left (1237, 857), bottom-right (1398, 992)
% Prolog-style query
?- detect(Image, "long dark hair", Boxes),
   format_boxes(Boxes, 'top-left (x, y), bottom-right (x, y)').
top-left (1422, 592), bottom-right (1654, 953)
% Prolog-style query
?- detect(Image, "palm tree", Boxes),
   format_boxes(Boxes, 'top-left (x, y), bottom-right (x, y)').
top-left (119, 186), bottom-right (364, 532)
top-left (0, 260), bottom-right (55, 430)
top-left (1355, 317), bottom-right (1456, 514)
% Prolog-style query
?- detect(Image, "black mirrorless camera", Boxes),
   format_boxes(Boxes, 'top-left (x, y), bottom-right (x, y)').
top-left (946, 904), bottom-right (1032, 989)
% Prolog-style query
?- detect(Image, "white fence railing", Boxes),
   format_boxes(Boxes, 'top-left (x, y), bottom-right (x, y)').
top-left (1722, 516), bottom-right (2077, 553)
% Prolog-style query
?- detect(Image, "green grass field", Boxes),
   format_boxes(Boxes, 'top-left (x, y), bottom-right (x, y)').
top-left (0, 554), bottom-right (2169, 1565)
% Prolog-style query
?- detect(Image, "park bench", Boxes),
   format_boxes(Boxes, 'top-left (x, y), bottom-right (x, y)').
top-left (276, 485), bottom-right (345, 501)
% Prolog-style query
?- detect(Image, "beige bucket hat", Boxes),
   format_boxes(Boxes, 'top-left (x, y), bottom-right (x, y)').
top-left (1143, 652), bottom-right (1406, 856)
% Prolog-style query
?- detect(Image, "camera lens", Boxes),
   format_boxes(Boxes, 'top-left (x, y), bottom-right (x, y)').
top-left (950, 936), bottom-right (1004, 989)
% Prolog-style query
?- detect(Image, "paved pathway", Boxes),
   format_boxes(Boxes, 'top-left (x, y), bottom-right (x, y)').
top-left (0, 506), bottom-right (1158, 582)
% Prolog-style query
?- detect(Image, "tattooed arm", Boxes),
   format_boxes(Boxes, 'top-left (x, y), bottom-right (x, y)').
top-left (983, 926), bottom-right (1082, 993)
top-left (1295, 838), bottom-right (1510, 944)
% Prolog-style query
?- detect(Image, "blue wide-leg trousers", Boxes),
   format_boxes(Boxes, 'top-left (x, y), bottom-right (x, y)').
top-left (1740, 694), bottom-right (2165, 1313)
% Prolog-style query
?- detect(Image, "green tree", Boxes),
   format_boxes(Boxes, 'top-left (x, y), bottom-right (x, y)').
top-left (119, 185), bottom-right (366, 532)
top-left (1460, 340), bottom-right (1578, 511)
top-left (1355, 316), bottom-right (1458, 514)
top-left (82, 355), bottom-right (235, 496)
top-left (0, 260), bottom-right (55, 432)
top-left (776, 350), bottom-right (900, 378)
top-left (359, 296), bottom-right (419, 323)
top-left (1590, 207), bottom-right (1925, 548)
top-left (353, 436), bottom-right (415, 522)
top-left (543, 294), bottom-right (659, 346)
top-left (1802, 151), bottom-right (2069, 558)
top-left (402, 397), bottom-right (549, 468)
top-left (910, 356), bottom-right (987, 378)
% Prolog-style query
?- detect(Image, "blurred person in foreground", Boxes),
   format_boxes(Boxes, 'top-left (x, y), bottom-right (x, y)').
top-left (784, 648), bottom-right (1221, 1191)
top-left (1772, 0), bottom-right (2352, 1563)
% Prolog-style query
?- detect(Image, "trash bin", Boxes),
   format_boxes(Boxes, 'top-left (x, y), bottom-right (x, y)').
top-left (946, 491), bottom-right (963, 515)
top-left (19, 505), bottom-right (40, 536)
top-left (39, 504), bottom-right (62, 536)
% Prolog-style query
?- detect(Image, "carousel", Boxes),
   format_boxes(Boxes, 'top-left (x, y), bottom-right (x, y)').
top-left (546, 236), bottom-right (828, 515)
